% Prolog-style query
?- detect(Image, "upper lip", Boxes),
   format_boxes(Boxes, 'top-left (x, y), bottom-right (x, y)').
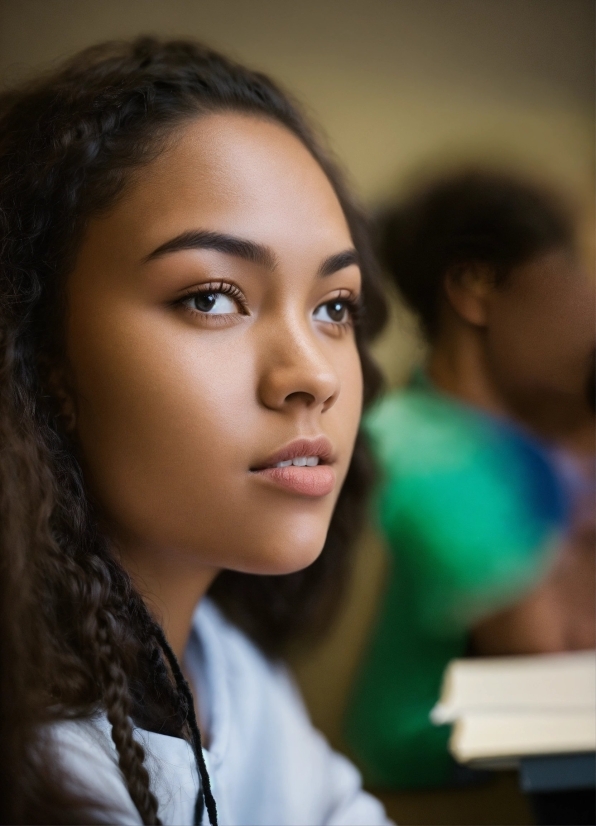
top-left (252, 436), bottom-right (335, 470)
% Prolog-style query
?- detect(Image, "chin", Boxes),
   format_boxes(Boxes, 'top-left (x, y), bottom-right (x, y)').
top-left (240, 530), bottom-right (328, 577)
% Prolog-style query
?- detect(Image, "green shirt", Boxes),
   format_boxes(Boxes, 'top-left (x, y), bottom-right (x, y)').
top-left (344, 381), bottom-right (568, 788)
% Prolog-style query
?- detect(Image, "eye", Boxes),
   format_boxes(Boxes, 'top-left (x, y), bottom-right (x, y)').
top-left (313, 298), bottom-right (352, 325)
top-left (178, 283), bottom-right (247, 316)
top-left (190, 291), bottom-right (238, 314)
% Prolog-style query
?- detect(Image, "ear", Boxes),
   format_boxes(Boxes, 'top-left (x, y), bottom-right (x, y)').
top-left (444, 262), bottom-right (495, 327)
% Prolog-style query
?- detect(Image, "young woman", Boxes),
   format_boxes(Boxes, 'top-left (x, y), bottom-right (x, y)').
top-left (0, 38), bottom-right (390, 825)
top-left (344, 168), bottom-right (595, 789)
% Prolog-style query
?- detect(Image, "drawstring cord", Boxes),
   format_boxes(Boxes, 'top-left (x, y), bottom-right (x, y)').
top-left (153, 625), bottom-right (218, 826)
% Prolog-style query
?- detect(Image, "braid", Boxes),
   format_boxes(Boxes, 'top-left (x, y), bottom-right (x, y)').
top-left (95, 611), bottom-right (161, 826)
top-left (44, 525), bottom-right (163, 822)
top-left (153, 625), bottom-right (218, 826)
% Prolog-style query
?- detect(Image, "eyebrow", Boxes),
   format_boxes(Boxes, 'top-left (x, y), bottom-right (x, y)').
top-left (144, 229), bottom-right (359, 277)
top-left (144, 230), bottom-right (277, 269)
top-left (318, 249), bottom-right (359, 277)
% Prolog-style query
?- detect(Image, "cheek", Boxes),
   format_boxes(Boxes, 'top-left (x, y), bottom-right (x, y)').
top-left (487, 281), bottom-right (596, 396)
top-left (70, 304), bottom-right (257, 549)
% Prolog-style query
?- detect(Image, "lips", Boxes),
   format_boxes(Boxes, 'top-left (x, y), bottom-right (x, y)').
top-left (251, 436), bottom-right (336, 497)
top-left (253, 436), bottom-right (334, 469)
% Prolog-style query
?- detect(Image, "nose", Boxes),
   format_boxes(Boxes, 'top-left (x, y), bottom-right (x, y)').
top-left (257, 318), bottom-right (340, 414)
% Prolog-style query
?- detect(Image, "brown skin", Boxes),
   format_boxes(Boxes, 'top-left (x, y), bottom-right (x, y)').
top-left (63, 113), bottom-right (363, 660)
top-left (433, 249), bottom-right (595, 452)
top-left (429, 247), bottom-right (595, 654)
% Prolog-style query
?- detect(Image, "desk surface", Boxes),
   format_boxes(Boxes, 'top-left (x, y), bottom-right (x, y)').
top-left (371, 772), bottom-right (533, 826)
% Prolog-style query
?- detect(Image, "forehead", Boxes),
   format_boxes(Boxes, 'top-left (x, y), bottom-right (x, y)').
top-left (89, 112), bottom-right (352, 264)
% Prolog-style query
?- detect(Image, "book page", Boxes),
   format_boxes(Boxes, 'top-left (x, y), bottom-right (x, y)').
top-left (450, 709), bottom-right (596, 764)
top-left (432, 650), bottom-right (595, 724)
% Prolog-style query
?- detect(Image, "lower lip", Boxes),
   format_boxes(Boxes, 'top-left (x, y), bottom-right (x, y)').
top-left (252, 465), bottom-right (336, 497)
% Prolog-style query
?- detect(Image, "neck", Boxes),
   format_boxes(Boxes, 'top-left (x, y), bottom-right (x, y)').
top-left (428, 324), bottom-right (509, 418)
top-left (117, 539), bottom-right (220, 661)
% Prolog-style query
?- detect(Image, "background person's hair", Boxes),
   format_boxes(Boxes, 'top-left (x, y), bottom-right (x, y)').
top-left (377, 168), bottom-right (575, 339)
top-left (0, 37), bottom-right (386, 824)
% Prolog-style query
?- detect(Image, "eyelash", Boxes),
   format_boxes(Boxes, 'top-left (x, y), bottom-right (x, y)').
top-left (323, 291), bottom-right (363, 330)
top-left (175, 281), bottom-right (249, 315)
top-left (174, 282), bottom-right (362, 328)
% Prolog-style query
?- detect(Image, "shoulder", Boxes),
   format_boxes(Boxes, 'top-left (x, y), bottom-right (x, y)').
top-left (367, 388), bottom-right (566, 554)
top-left (364, 387), bottom-right (490, 473)
top-left (192, 600), bottom-right (392, 825)
top-left (47, 714), bottom-right (199, 826)
top-left (45, 715), bottom-right (142, 824)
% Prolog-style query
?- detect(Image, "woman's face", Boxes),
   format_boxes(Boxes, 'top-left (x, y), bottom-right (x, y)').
top-left (65, 113), bottom-right (363, 575)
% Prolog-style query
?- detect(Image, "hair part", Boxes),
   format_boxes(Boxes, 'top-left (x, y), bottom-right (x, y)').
top-left (0, 37), bottom-right (386, 823)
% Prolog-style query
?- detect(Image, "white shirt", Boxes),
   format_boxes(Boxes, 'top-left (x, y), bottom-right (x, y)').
top-left (51, 598), bottom-right (392, 826)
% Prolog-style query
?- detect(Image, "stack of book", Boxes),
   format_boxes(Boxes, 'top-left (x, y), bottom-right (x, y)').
top-left (431, 650), bottom-right (596, 768)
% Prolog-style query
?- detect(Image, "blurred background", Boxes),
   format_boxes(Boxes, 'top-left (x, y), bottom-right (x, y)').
top-left (1, 1), bottom-right (593, 823)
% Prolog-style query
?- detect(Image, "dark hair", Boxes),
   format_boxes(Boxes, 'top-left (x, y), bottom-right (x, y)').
top-left (0, 37), bottom-right (387, 824)
top-left (378, 168), bottom-right (575, 338)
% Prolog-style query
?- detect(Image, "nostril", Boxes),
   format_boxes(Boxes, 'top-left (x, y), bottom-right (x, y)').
top-left (284, 390), bottom-right (317, 407)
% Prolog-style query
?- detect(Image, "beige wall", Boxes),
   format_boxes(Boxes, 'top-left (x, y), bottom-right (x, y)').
top-left (0, 0), bottom-right (593, 203)
top-left (1, 0), bottom-right (593, 750)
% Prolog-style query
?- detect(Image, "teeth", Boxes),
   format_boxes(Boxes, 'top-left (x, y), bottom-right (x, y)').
top-left (275, 456), bottom-right (320, 468)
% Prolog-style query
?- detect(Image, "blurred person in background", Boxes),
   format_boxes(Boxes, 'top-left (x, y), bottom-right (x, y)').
top-left (344, 168), bottom-right (595, 789)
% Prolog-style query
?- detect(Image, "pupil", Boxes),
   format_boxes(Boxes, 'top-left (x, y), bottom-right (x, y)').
top-left (328, 301), bottom-right (345, 322)
top-left (194, 293), bottom-right (217, 312)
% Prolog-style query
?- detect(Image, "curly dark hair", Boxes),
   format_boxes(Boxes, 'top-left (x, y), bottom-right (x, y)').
top-left (0, 37), bottom-right (387, 824)
top-left (378, 167), bottom-right (575, 338)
